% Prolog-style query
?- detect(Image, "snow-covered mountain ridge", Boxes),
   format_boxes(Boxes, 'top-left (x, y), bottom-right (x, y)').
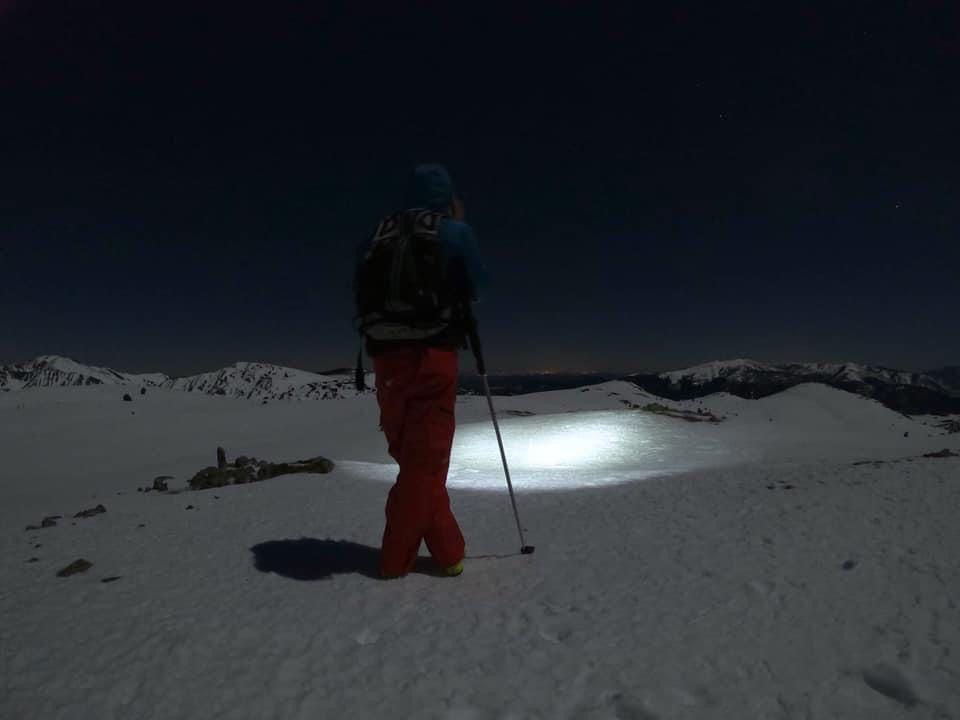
top-left (0, 356), bottom-right (368, 402)
top-left (3, 355), bottom-right (959, 414)
top-left (0, 355), bottom-right (168, 392)
top-left (659, 358), bottom-right (952, 392)
top-left (166, 361), bottom-right (367, 401)
top-left (632, 358), bottom-right (960, 415)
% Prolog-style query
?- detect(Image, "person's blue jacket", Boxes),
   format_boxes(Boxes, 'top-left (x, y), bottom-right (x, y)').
top-left (356, 164), bottom-right (489, 302)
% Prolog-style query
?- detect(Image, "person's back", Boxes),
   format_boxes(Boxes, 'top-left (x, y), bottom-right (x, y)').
top-left (354, 164), bottom-right (488, 578)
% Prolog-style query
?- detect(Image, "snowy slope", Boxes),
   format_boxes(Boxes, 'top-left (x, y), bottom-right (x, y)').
top-left (2, 383), bottom-right (959, 719)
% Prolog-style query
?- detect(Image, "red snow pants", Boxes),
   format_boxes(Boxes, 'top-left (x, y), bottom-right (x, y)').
top-left (373, 346), bottom-right (465, 577)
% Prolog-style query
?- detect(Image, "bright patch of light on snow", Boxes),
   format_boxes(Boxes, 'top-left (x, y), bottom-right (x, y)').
top-left (446, 410), bottom-right (738, 492)
top-left (505, 419), bottom-right (623, 468)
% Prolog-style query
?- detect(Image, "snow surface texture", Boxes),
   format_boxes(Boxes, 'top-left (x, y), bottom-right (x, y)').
top-left (1, 382), bottom-right (959, 719)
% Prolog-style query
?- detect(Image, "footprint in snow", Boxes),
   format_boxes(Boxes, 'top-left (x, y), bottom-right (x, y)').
top-left (538, 623), bottom-right (572, 644)
top-left (746, 579), bottom-right (776, 597)
top-left (607, 691), bottom-right (660, 720)
top-left (861, 664), bottom-right (919, 708)
top-left (355, 628), bottom-right (379, 646)
top-left (765, 480), bottom-right (796, 491)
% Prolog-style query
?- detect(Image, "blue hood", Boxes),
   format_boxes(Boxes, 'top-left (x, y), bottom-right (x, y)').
top-left (403, 164), bottom-right (455, 212)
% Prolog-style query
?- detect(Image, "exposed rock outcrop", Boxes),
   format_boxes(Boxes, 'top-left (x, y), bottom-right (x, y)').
top-left (188, 450), bottom-right (335, 490)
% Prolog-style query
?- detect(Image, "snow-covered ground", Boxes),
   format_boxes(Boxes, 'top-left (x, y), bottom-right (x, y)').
top-left (1, 381), bottom-right (958, 719)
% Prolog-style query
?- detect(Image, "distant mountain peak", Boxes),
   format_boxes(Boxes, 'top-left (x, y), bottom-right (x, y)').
top-left (0, 355), bottom-right (167, 392)
top-left (34, 355), bottom-right (99, 371)
top-left (660, 358), bottom-right (770, 383)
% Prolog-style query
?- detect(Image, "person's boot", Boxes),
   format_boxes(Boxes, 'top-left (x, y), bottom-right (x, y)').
top-left (443, 560), bottom-right (464, 577)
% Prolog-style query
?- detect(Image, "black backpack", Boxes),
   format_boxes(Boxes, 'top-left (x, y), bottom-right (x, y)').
top-left (354, 208), bottom-right (457, 343)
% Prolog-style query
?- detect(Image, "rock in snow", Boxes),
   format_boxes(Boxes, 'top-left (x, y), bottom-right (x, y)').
top-left (188, 453), bottom-right (335, 490)
top-left (56, 559), bottom-right (93, 577)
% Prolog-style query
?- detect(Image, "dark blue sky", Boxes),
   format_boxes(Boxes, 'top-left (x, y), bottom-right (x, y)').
top-left (2, 1), bottom-right (958, 376)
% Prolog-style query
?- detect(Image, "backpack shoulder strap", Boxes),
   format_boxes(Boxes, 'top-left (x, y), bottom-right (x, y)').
top-left (369, 209), bottom-right (441, 250)
top-left (371, 212), bottom-right (401, 246)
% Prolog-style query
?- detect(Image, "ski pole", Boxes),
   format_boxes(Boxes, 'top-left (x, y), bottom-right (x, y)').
top-left (464, 308), bottom-right (535, 555)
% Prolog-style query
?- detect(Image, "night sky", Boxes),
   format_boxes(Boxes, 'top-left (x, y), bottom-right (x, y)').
top-left (2, 1), bottom-right (958, 377)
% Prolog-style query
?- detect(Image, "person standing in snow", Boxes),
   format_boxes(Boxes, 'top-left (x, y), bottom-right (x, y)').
top-left (354, 164), bottom-right (489, 578)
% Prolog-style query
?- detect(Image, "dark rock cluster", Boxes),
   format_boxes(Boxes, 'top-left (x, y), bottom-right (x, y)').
top-left (923, 448), bottom-right (959, 459)
top-left (638, 402), bottom-right (723, 423)
top-left (188, 451), bottom-right (335, 490)
top-left (854, 448), bottom-right (959, 466)
top-left (939, 419), bottom-right (960, 434)
top-left (26, 504), bottom-right (108, 530)
top-left (139, 476), bottom-right (174, 493)
top-left (25, 515), bottom-right (62, 531)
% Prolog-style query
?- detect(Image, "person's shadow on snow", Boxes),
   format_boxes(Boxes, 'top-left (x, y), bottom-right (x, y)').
top-left (250, 538), bottom-right (440, 580)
